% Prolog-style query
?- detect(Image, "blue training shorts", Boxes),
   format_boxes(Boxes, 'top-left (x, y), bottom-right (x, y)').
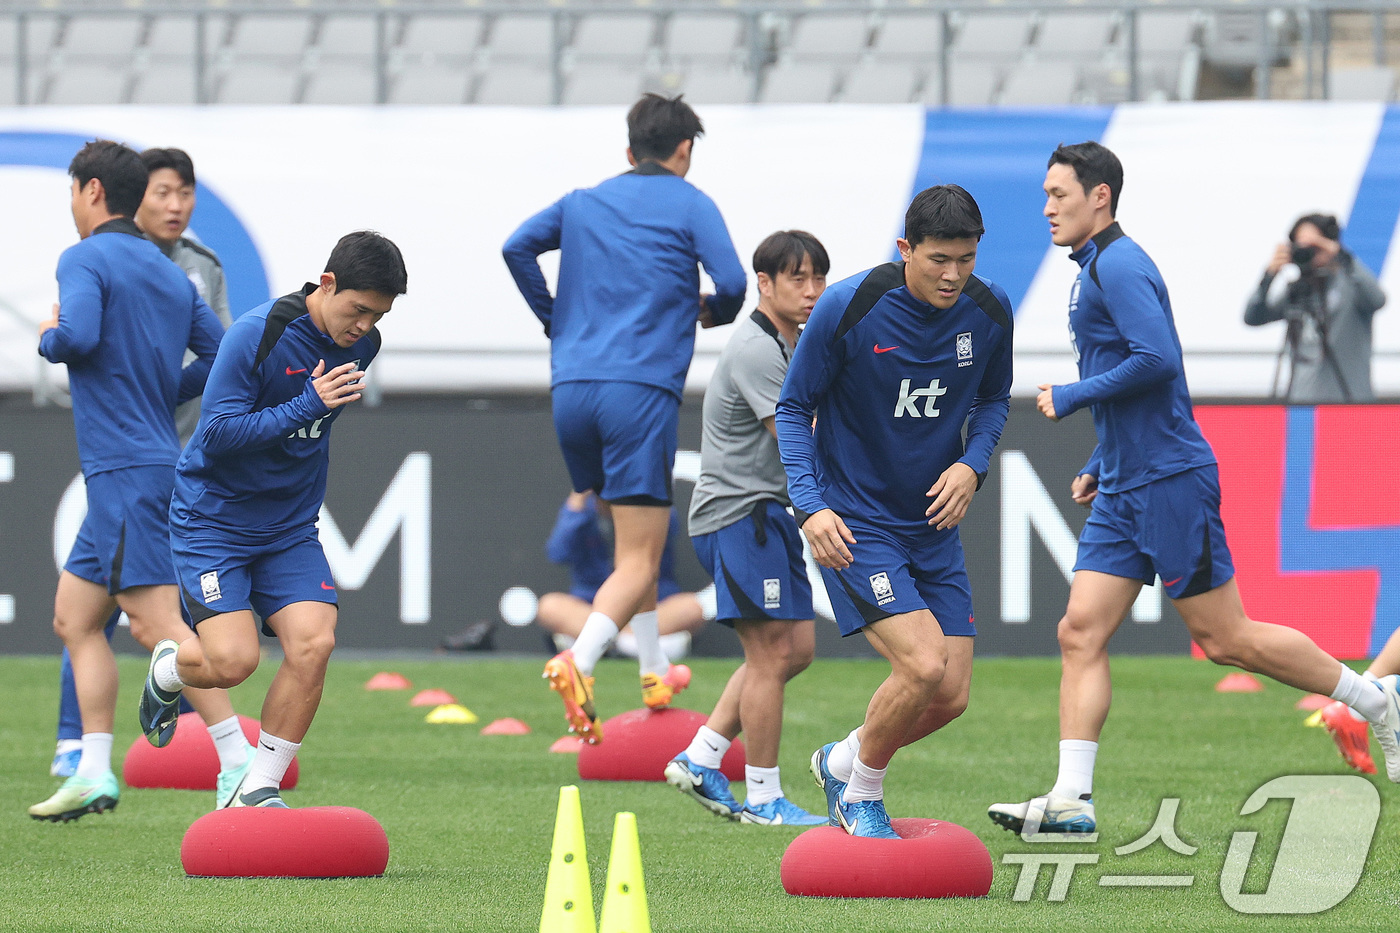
top-left (1074, 464), bottom-right (1235, 600)
top-left (172, 526), bottom-right (336, 636)
top-left (551, 380), bottom-right (678, 506)
top-left (65, 465), bottom-right (178, 593)
top-left (818, 517), bottom-right (976, 638)
top-left (692, 500), bottom-right (813, 627)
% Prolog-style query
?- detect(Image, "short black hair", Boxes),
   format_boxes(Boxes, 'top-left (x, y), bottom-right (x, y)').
top-left (753, 230), bottom-right (830, 280)
top-left (1290, 213), bottom-right (1342, 243)
top-left (1048, 141), bottom-right (1123, 215)
top-left (904, 185), bottom-right (985, 247)
top-left (627, 93), bottom-right (704, 163)
top-left (68, 139), bottom-right (147, 218)
top-left (325, 231), bottom-right (408, 297)
top-left (140, 147), bottom-right (196, 187)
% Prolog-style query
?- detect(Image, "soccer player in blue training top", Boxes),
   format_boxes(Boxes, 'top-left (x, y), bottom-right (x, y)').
top-left (28, 140), bottom-right (236, 822)
top-left (49, 145), bottom-right (233, 780)
top-left (503, 93), bottom-right (746, 743)
top-left (138, 231), bottom-right (407, 809)
top-left (666, 230), bottom-right (830, 827)
top-left (987, 141), bottom-right (1400, 837)
top-left (779, 187), bottom-right (1014, 839)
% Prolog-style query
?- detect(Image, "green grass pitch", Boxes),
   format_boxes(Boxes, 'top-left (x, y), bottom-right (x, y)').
top-left (2, 654), bottom-right (1397, 932)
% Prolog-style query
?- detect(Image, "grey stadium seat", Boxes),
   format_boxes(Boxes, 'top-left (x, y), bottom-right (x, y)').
top-left (216, 63), bottom-right (300, 104)
top-left (840, 61), bottom-right (922, 104)
top-left (664, 14), bottom-right (743, 64)
top-left (1035, 13), bottom-right (1117, 59)
top-left (953, 14), bottom-right (1032, 60)
top-left (945, 57), bottom-right (1002, 106)
top-left (871, 14), bottom-right (945, 59)
top-left (397, 14), bottom-right (485, 58)
top-left (563, 63), bottom-right (644, 105)
top-left (487, 15), bottom-right (555, 62)
top-left (1329, 66), bottom-right (1397, 102)
top-left (570, 14), bottom-right (656, 63)
top-left (674, 64), bottom-right (751, 104)
top-left (760, 61), bottom-right (838, 104)
top-left (303, 62), bottom-right (377, 105)
top-left (389, 64), bottom-right (470, 105)
top-left (475, 62), bottom-right (554, 105)
top-left (999, 60), bottom-right (1078, 105)
top-left (47, 64), bottom-right (128, 105)
top-left (785, 14), bottom-right (870, 60)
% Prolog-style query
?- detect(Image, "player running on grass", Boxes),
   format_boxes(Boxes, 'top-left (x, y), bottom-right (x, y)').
top-left (28, 140), bottom-right (239, 822)
top-left (988, 142), bottom-right (1400, 837)
top-left (138, 231), bottom-right (407, 808)
top-left (666, 231), bottom-right (830, 827)
top-left (779, 187), bottom-right (1014, 839)
top-left (503, 93), bottom-right (746, 743)
top-left (1315, 626), bottom-right (1400, 775)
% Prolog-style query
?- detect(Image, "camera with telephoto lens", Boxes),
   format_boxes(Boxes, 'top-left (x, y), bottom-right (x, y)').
top-left (1290, 243), bottom-right (1319, 270)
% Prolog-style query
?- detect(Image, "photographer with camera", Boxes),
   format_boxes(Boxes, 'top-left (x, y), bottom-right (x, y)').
top-left (1245, 213), bottom-right (1385, 403)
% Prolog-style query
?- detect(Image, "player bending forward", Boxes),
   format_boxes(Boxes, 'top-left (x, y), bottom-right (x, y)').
top-left (779, 187), bottom-right (1013, 838)
top-left (138, 231), bottom-right (407, 808)
top-left (666, 231), bottom-right (830, 826)
top-left (988, 142), bottom-right (1400, 837)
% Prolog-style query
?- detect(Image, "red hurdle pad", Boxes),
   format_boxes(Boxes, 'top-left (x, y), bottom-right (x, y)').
top-left (781, 819), bottom-right (992, 899)
top-left (123, 713), bottom-right (298, 791)
top-left (182, 807), bottom-right (388, 878)
top-left (577, 707), bottom-right (745, 781)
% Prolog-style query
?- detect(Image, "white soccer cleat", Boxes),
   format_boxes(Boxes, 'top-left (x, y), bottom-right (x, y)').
top-left (1368, 674), bottom-right (1400, 783)
top-left (988, 793), bottom-right (1096, 835)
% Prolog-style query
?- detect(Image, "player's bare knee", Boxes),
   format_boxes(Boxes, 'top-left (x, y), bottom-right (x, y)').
top-left (209, 648), bottom-right (259, 687)
top-left (1057, 612), bottom-right (1103, 655)
top-left (286, 627), bottom-right (336, 669)
top-left (900, 652), bottom-right (948, 695)
top-left (786, 643), bottom-right (815, 680)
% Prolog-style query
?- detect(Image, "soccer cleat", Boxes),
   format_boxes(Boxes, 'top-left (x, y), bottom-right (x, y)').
top-left (543, 650), bottom-right (602, 745)
top-left (641, 664), bottom-right (691, 710)
top-left (226, 773), bottom-right (290, 808)
top-left (138, 638), bottom-right (182, 748)
top-left (1320, 700), bottom-right (1377, 775)
top-left (50, 741), bottom-right (81, 778)
top-left (1368, 674), bottom-right (1400, 783)
top-left (216, 745), bottom-right (259, 810)
top-left (739, 796), bottom-right (827, 826)
top-left (663, 753), bottom-right (739, 819)
top-left (29, 772), bottom-right (120, 822)
top-left (810, 742), bottom-right (846, 827)
top-left (836, 796), bottom-right (900, 839)
top-left (987, 793), bottom-right (1097, 835)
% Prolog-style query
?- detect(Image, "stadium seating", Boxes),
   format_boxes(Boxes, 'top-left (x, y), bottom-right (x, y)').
top-left (0, 3), bottom-right (1396, 107)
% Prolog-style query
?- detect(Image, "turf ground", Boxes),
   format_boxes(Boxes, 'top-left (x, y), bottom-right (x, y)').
top-left (3, 653), bottom-right (1397, 932)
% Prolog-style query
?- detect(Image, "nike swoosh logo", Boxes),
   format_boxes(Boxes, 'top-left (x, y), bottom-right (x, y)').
top-left (261, 742), bottom-right (276, 751)
top-left (1163, 576), bottom-right (1183, 587)
top-left (873, 344), bottom-right (899, 354)
top-left (321, 581), bottom-right (335, 590)
top-left (286, 367), bottom-right (308, 375)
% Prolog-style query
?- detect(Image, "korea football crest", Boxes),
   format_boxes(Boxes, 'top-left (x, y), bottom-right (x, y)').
top-left (869, 571), bottom-right (895, 606)
top-left (763, 578), bottom-right (781, 610)
top-left (200, 570), bottom-right (222, 602)
top-left (956, 332), bottom-right (973, 368)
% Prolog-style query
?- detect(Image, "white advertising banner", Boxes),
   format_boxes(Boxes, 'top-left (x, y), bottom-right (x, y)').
top-left (1, 103), bottom-right (1396, 397)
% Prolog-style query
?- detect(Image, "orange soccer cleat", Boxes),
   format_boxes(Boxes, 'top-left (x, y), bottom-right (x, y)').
top-left (641, 663), bottom-right (691, 710)
top-left (1320, 700), bottom-right (1376, 775)
top-left (542, 650), bottom-right (602, 745)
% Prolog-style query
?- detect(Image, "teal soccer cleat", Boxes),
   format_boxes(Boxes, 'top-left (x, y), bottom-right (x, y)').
top-left (138, 639), bottom-right (182, 748)
top-left (29, 772), bottom-right (120, 822)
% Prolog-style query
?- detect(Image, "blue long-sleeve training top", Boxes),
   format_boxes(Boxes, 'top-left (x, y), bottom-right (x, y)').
top-left (545, 498), bottom-right (683, 602)
top-left (1049, 223), bottom-right (1215, 493)
top-left (171, 284), bottom-right (380, 544)
top-left (502, 161), bottom-right (747, 400)
top-left (39, 217), bottom-right (224, 478)
top-left (777, 263), bottom-right (1014, 539)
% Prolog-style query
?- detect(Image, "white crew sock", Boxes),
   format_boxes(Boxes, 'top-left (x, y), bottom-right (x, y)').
top-left (1050, 739), bottom-right (1098, 800)
top-left (76, 732), bottom-right (113, 780)
top-left (684, 726), bottom-right (730, 770)
top-left (207, 716), bottom-right (250, 772)
top-left (153, 652), bottom-right (184, 693)
top-left (631, 610), bottom-right (669, 678)
top-left (842, 756), bottom-right (887, 804)
top-left (245, 730), bottom-right (300, 792)
top-left (826, 727), bottom-right (861, 783)
top-left (745, 765), bottom-right (783, 806)
top-left (570, 611), bottom-right (620, 675)
top-left (1333, 666), bottom-right (1387, 724)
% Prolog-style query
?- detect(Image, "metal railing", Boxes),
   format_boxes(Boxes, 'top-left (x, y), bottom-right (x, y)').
top-left (1, 1), bottom-right (1395, 106)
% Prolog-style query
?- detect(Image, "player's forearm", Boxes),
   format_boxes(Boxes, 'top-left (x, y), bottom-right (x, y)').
top-left (177, 358), bottom-right (213, 405)
top-left (960, 395), bottom-right (1010, 478)
top-left (775, 404), bottom-right (827, 519)
top-left (1055, 348), bottom-right (1178, 416)
top-left (201, 382), bottom-right (330, 454)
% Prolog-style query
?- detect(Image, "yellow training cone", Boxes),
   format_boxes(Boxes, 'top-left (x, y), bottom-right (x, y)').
top-left (540, 786), bottom-right (595, 933)
top-left (599, 812), bottom-right (650, 933)
top-left (425, 704), bottom-right (479, 724)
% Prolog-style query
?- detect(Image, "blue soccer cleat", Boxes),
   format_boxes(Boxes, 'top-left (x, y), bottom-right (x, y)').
top-left (836, 796), bottom-right (900, 839)
top-left (739, 796), bottom-right (827, 826)
top-left (809, 742), bottom-right (846, 827)
top-left (987, 793), bottom-right (1097, 835)
top-left (50, 741), bottom-right (81, 778)
top-left (138, 639), bottom-right (182, 748)
top-left (664, 753), bottom-right (739, 819)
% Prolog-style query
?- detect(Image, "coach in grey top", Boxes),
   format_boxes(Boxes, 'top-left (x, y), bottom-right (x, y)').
top-left (1245, 213), bottom-right (1385, 403)
top-left (667, 231), bottom-right (832, 827)
top-left (136, 147), bottom-right (232, 440)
